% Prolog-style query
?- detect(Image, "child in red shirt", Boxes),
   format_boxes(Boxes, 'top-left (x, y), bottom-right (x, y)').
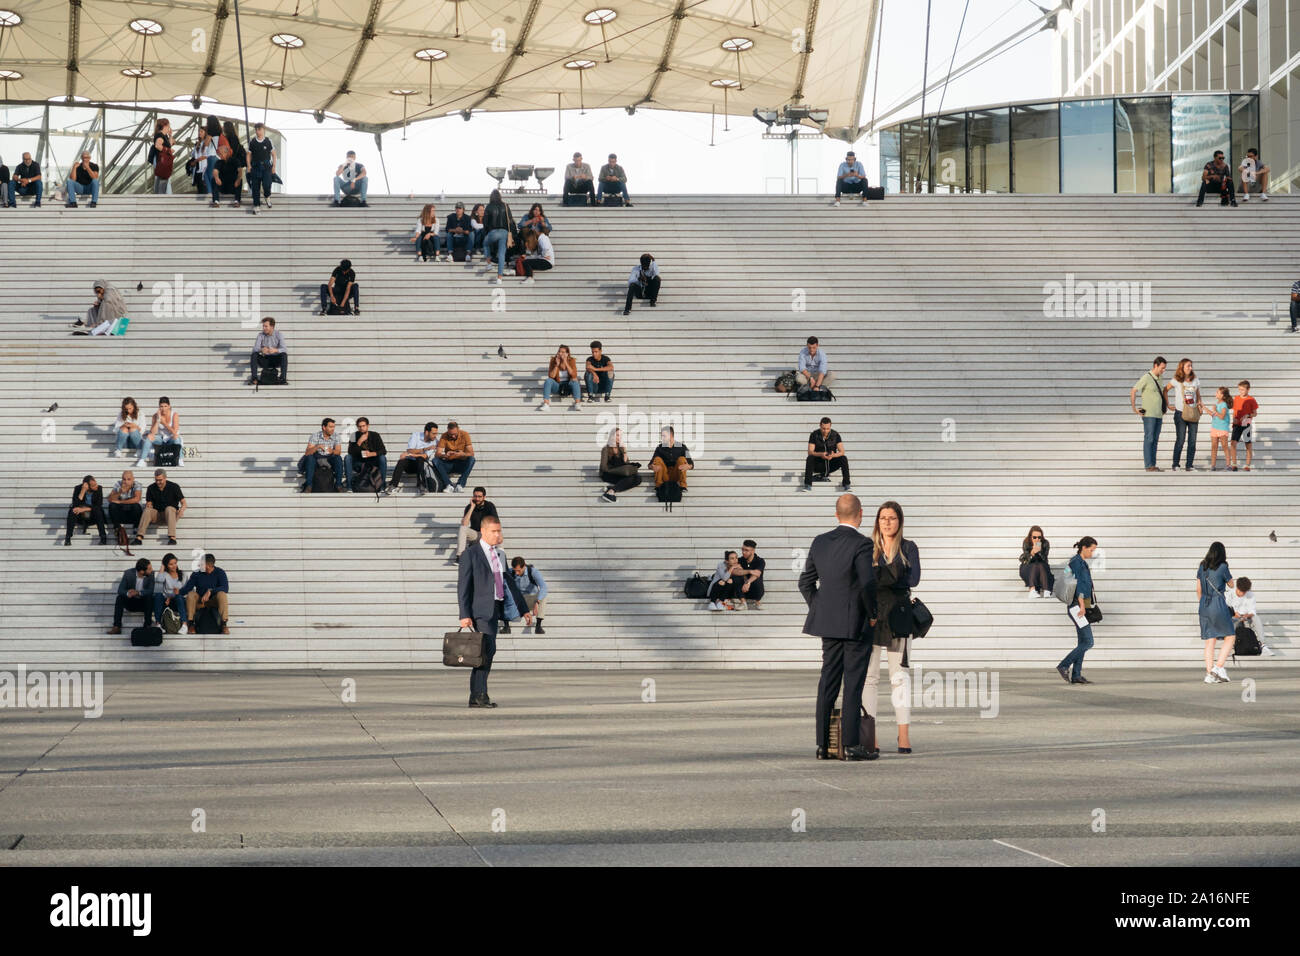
top-left (1230, 380), bottom-right (1259, 471)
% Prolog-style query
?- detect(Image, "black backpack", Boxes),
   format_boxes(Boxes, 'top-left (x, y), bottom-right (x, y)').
top-left (796, 385), bottom-right (835, 402)
top-left (1233, 623), bottom-right (1262, 659)
top-left (311, 463), bottom-right (337, 493)
top-left (195, 605), bottom-right (222, 635)
top-left (774, 371), bottom-right (798, 393)
top-left (257, 364), bottom-right (282, 386)
top-left (657, 480), bottom-right (682, 511)
top-left (339, 193), bottom-right (362, 208)
top-left (683, 573), bottom-right (710, 600)
top-left (355, 464), bottom-right (384, 500)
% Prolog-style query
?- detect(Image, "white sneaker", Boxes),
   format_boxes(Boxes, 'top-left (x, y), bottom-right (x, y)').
top-left (572, 402), bottom-right (582, 411)
top-left (492, 276), bottom-right (502, 285)
top-left (522, 277), bottom-right (534, 285)
top-left (832, 199), bottom-right (840, 207)
top-left (1204, 673), bottom-right (1217, 683)
top-left (707, 601), bottom-right (722, 612)
top-left (1214, 665), bottom-right (1230, 682)
top-left (538, 401), bottom-right (550, 411)
top-left (1261, 193), bottom-right (1269, 202)
top-left (1027, 590), bottom-right (1038, 600)
top-left (1240, 193), bottom-right (1248, 203)
top-left (134, 459), bottom-right (146, 468)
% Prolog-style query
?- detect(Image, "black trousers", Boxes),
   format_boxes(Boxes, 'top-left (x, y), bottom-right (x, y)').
top-left (816, 638), bottom-right (872, 749)
top-left (67, 507), bottom-right (106, 543)
top-left (564, 179), bottom-right (594, 201)
top-left (389, 456), bottom-right (442, 490)
top-left (319, 283), bottom-right (360, 312)
top-left (109, 502), bottom-right (143, 528)
top-left (739, 577), bottom-right (765, 602)
top-left (470, 604), bottom-right (502, 698)
top-left (1019, 562), bottom-right (1054, 593)
top-left (625, 276), bottom-right (661, 310)
top-left (601, 470), bottom-right (641, 493)
top-left (708, 579), bottom-right (736, 602)
top-left (250, 351), bottom-right (287, 382)
top-left (114, 593), bottom-right (153, 627)
top-left (1197, 177), bottom-right (1235, 204)
top-left (1290, 299), bottom-right (1299, 331)
top-left (805, 455), bottom-right (850, 485)
top-left (522, 258), bottom-right (553, 278)
top-left (836, 180), bottom-right (867, 199)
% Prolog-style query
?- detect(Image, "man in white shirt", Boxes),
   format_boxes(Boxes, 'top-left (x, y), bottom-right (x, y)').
top-left (797, 336), bottom-right (835, 391)
top-left (332, 150), bottom-right (368, 206)
top-left (1239, 148), bottom-right (1269, 202)
top-left (386, 422), bottom-right (441, 494)
top-left (624, 253), bottom-right (660, 314)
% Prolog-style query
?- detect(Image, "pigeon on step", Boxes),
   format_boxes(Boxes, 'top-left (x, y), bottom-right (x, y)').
top-left (136, 281), bottom-right (144, 291)
top-left (42, 402), bottom-right (58, 413)
top-left (497, 345), bottom-right (507, 359)
top-left (1269, 530), bottom-right (1277, 542)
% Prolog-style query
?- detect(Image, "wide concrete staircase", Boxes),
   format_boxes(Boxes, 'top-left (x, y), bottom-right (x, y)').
top-left (1, 193), bottom-right (1297, 670)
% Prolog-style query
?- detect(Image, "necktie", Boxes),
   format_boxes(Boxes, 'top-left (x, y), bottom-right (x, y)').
top-left (489, 547), bottom-right (504, 600)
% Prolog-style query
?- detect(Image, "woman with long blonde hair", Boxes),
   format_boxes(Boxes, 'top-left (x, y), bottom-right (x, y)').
top-left (864, 500), bottom-right (921, 753)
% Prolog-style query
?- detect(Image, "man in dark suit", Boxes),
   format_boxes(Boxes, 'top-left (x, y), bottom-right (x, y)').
top-left (107, 557), bottom-right (155, 634)
top-left (456, 515), bottom-right (530, 708)
top-left (799, 494), bottom-right (878, 760)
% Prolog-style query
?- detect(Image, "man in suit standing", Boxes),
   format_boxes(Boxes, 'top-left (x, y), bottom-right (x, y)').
top-left (457, 515), bottom-right (530, 708)
top-left (799, 494), bottom-right (878, 760)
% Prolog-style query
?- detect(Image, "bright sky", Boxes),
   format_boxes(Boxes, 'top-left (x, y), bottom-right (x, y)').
top-left (141, 0), bottom-right (1057, 196)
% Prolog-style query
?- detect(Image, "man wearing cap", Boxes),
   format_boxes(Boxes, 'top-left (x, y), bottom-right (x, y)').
top-left (564, 151), bottom-right (595, 204)
top-left (319, 259), bottom-right (360, 315)
top-left (332, 150), bottom-right (368, 206)
top-left (444, 202), bottom-right (473, 262)
top-left (597, 153), bottom-right (632, 206)
top-left (834, 150), bottom-right (868, 206)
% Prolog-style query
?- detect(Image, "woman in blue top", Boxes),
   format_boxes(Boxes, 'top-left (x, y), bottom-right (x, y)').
top-left (1056, 537), bottom-right (1098, 684)
top-left (1197, 541), bottom-right (1236, 683)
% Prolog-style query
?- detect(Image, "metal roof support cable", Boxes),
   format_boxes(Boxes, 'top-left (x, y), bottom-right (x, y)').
top-left (232, 0), bottom-right (253, 148)
top-left (922, 0), bottom-right (971, 186)
top-left (869, 0), bottom-right (884, 131)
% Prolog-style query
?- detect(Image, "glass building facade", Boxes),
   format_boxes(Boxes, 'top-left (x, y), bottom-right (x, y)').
top-left (879, 92), bottom-right (1258, 194)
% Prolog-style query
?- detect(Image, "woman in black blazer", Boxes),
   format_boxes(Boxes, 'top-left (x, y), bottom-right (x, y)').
top-left (864, 500), bottom-right (921, 753)
top-left (1019, 524), bottom-right (1055, 598)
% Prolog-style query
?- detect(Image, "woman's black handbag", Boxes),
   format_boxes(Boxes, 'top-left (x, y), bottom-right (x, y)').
top-left (1085, 603), bottom-right (1103, 624)
top-left (887, 596), bottom-right (933, 638)
top-left (442, 627), bottom-right (486, 668)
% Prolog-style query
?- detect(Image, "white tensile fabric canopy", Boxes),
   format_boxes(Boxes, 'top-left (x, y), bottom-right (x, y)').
top-left (0, 0), bottom-right (879, 140)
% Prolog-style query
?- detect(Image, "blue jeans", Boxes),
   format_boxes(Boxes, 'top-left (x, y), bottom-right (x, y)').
top-left (138, 434), bottom-right (183, 463)
top-left (115, 430), bottom-right (143, 453)
top-left (7, 181), bottom-right (42, 205)
top-left (544, 378), bottom-right (580, 402)
top-left (470, 230), bottom-right (485, 254)
top-left (66, 178), bottom-right (100, 205)
top-left (433, 456), bottom-right (475, 489)
top-left (154, 592), bottom-right (188, 625)
top-left (1059, 610), bottom-right (1094, 679)
top-left (249, 163), bottom-right (273, 206)
top-left (202, 163), bottom-right (216, 197)
top-left (484, 229), bottom-right (509, 275)
top-left (301, 454), bottom-right (345, 490)
top-left (333, 176), bottom-right (367, 202)
top-left (585, 370), bottom-right (614, 399)
top-left (1141, 417), bottom-right (1162, 468)
top-left (345, 454), bottom-right (388, 489)
top-left (1172, 416), bottom-right (1197, 468)
top-left (597, 180), bottom-right (629, 202)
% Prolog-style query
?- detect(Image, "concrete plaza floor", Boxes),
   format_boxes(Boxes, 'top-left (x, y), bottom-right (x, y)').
top-left (1, 668), bottom-right (1297, 866)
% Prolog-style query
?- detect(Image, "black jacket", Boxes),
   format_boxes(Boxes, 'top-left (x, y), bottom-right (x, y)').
top-left (1019, 539), bottom-right (1050, 565)
top-left (798, 524), bottom-right (876, 641)
top-left (483, 200), bottom-right (516, 234)
top-left (348, 431), bottom-right (387, 465)
top-left (652, 443), bottom-right (693, 468)
top-left (69, 482), bottom-right (103, 512)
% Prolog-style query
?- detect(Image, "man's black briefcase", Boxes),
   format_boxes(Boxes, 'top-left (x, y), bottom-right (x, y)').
top-left (443, 628), bottom-right (487, 667)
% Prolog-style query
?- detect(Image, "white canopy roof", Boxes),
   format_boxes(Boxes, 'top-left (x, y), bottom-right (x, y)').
top-left (0, 0), bottom-right (878, 140)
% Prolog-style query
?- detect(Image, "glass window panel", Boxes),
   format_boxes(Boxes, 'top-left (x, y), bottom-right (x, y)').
top-left (1171, 94), bottom-right (1231, 192)
top-left (967, 109), bottom-right (1010, 194)
top-left (1231, 93), bottom-right (1261, 186)
top-left (1115, 96), bottom-right (1171, 193)
top-left (899, 120), bottom-right (927, 194)
top-left (879, 127), bottom-right (901, 194)
top-left (1011, 103), bottom-right (1060, 193)
top-left (934, 113), bottom-right (967, 193)
top-left (1061, 98), bottom-right (1115, 193)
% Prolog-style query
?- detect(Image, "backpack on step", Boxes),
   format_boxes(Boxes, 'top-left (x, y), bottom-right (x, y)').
top-left (194, 605), bottom-right (222, 635)
top-left (131, 625), bottom-right (163, 647)
top-left (796, 385), bottom-right (835, 402)
top-left (774, 371), bottom-right (798, 393)
top-left (1233, 622), bottom-right (1262, 659)
top-left (339, 193), bottom-right (362, 208)
top-left (311, 464), bottom-right (338, 493)
top-left (354, 464), bottom-right (385, 500)
top-left (656, 480), bottom-right (682, 511)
